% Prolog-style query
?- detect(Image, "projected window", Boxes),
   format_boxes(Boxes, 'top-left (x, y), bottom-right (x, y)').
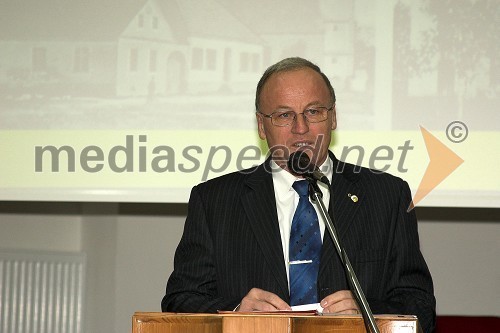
top-left (192, 48), bottom-right (203, 70)
top-left (149, 50), bottom-right (157, 72)
top-left (240, 52), bottom-right (249, 72)
top-left (191, 48), bottom-right (217, 70)
top-left (252, 54), bottom-right (260, 72)
top-left (206, 49), bottom-right (216, 70)
top-left (130, 49), bottom-right (138, 72)
top-left (240, 53), bottom-right (260, 72)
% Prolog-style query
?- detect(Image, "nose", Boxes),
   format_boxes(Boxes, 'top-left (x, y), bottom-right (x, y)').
top-left (291, 113), bottom-right (309, 134)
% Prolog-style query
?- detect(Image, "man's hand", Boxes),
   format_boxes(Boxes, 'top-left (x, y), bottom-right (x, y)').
top-left (320, 290), bottom-right (360, 314)
top-left (237, 288), bottom-right (292, 312)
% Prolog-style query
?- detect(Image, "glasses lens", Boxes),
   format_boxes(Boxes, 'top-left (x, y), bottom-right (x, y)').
top-left (272, 111), bottom-right (295, 126)
top-left (304, 107), bottom-right (328, 123)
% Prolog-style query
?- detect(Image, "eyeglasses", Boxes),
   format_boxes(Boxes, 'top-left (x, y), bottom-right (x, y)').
top-left (257, 105), bottom-right (334, 127)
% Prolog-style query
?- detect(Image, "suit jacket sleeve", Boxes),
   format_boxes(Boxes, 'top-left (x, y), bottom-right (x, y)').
top-left (161, 185), bottom-right (240, 312)
top-left (367, 181), bottom-right (436, 333)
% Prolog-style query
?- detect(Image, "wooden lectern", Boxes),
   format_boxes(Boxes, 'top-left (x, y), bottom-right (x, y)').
top-left (132, 312), bottom-right (422, 333)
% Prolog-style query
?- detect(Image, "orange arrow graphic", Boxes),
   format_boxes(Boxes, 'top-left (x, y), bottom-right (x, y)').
top-left (408, 126), bottom-right (464, 211)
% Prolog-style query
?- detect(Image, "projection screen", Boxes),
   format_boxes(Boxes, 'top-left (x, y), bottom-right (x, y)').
top-left (1, 0), bottom-right (499, 208)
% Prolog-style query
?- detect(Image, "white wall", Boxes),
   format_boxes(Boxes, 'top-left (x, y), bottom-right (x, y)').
top-left (80, 203), bottom-right (119, 333)
top-left (0, 202), bottom-right (82, 252)
top-left (0, 202), bottom-right (499, 333)
top-left (113, 212), bottom-right (185, 333)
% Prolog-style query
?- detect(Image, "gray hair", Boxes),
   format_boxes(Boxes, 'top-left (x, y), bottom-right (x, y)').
top-left (255, 57), bottom-right (336, 111)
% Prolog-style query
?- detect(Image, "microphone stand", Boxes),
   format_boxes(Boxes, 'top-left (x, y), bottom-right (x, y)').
top-left (306, 177), bottom-right (380, 333)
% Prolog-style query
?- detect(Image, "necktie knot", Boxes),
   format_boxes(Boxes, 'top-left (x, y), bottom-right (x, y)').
top-left (292, 180), bottom-right (309, 197)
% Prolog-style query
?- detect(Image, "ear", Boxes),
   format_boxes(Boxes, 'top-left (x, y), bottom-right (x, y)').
top-left (256, 113), bottom-right (267, 140)
top-left (330, 105), bottom-right (337, 130)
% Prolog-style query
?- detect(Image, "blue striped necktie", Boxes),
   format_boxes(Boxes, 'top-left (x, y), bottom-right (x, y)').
top-left (289, 180), bottom-right (322, 306)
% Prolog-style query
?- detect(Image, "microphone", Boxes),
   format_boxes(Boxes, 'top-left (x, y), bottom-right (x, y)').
top-left (287, 151), bottom-right (330, 186)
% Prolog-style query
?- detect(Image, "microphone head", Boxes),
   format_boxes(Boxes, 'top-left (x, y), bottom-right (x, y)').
top-left (287, 151), bottom-right (314, 177)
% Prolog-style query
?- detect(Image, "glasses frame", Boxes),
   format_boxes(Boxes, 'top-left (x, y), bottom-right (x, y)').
top-left (257, 105), bottom-right (334, 127)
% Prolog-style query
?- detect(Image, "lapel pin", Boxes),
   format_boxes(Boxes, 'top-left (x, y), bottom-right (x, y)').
top-left (348, 193), bottom-right (358, 203)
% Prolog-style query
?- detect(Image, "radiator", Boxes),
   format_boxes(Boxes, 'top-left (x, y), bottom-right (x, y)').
top-left (0, 251), bottom-right (85, 333)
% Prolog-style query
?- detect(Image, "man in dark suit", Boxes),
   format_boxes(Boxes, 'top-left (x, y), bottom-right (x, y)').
top-left (161, 57), bottom-right (436, 332)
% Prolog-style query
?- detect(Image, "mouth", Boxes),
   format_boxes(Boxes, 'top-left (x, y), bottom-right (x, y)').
top-left (292, 141), bottom-right (314, 150)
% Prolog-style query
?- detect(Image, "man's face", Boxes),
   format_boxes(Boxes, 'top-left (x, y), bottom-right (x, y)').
top-left (256, 68), bottom-right (337, 170)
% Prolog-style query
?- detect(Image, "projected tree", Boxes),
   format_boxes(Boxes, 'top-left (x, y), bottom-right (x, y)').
top-left (421, 0), bottom-right (499, 117)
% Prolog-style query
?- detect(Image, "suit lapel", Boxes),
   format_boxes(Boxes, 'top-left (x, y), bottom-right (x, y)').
top-left (241, 161), bottom-right (289, 300)
top-left (319, 154), bottom-right (364, 278)
top-left (331, 158), bottom-right (364, 238)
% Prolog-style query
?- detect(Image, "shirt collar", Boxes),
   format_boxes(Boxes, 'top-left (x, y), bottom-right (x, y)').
top-left (271, 155), bottom-right (333, 197)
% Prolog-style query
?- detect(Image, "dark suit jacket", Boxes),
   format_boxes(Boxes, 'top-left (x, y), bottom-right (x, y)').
top-left (162, 152), bottom-right (436, 332)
